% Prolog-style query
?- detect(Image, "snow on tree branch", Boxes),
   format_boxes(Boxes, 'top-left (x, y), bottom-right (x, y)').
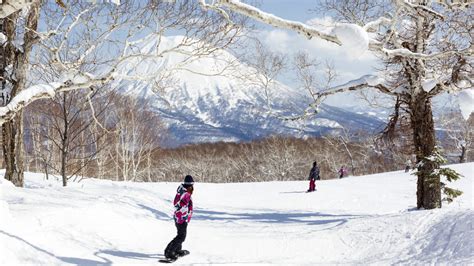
top-left (203, 0), bottom-right (473, 61)
top-left (325, 75), bottom-right (392, 95)
top-left (281, 75), bottom-right (393, 121)
top-left (0, 1), bottom-right (242, 125)
top-left (206, 0), bottom-right (342, 45)
top-left (0, 74), bottom-right (111, 125)
top-left (398, 0), bottom-right (445, 19)
top-left (0, 0), bottom-right (38, 18)
top-left (373, 43), bottom-right (473, 60)
top-left (363, 17), bottom-right (392, 32)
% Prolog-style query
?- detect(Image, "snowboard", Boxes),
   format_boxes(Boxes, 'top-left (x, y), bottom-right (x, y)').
top-left (159, 250), bottom-right (190, 263)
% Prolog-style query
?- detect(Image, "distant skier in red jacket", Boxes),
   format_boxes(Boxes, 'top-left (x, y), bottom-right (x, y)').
top-left (164, 175), bottom-right (194, 260)
top-left (307, 161), bottom-right (320, 192)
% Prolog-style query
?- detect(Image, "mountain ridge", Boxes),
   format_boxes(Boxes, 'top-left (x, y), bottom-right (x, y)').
top-left (112, 35), bottom-right (385, 147)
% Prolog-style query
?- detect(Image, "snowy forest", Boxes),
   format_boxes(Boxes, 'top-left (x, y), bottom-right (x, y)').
top-left (0, 0), bottom-right (473, 265)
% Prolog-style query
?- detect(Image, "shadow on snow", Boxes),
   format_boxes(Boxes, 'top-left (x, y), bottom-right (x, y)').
top-left (135, 203), bottom-right (367, 229)
top-left (137, 203), bottom-right (171, 220)
top-left (95, 250), bottom-right (163, 260)
top-left (0, 230), bottom-right (111, 265)
top-left (193, 209), bottom-right (367, 229)
top-left (1, 229), bottom-right (164, 265)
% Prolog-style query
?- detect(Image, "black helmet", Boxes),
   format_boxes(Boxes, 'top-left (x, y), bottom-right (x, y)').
top-left (183, 175), bottom-right (194, 186)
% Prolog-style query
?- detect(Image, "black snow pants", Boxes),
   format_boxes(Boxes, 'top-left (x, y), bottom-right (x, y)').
top-left (165, 222), bottom-right (188, 258)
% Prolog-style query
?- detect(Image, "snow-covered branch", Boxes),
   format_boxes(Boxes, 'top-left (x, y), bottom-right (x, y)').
top-left (282, 75), bottom-right (394, 121)
top-left (373, 43), bottom-right (473, 60)
top-left (429, 57), bottom-right (472, 96)
top-left (325, 75), bottom-right (393, 95)
top-left (203, 0), bottom-right (472, 61)
top-left (363, 17), bottom-right (392, 32)
top-left (0, 74), bottom-right (111, 125)
top-left (210, 0), bottom-right (341, 45)
top-left (397, 0), bottom-right (444, 20)
top-left (0, 1), bottom-right (241, 126)
top-left (0, 0), bottom-right (39, 18)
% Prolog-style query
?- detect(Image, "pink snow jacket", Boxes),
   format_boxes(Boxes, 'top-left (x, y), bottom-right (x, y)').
top-left (173, 185), bottom-right (193, 224)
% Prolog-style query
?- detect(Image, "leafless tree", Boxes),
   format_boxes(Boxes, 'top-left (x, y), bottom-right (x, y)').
top-left (25, 88), bottom-right (110, 186)
top-left (24, 102), bottom-right (56, 180)
top-left (108, 96), bottom-right (163, 182)
top-left (237, 40), bottom-right (287, 109)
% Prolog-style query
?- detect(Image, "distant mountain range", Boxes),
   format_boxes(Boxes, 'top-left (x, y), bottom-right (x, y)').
top-left (112, 35), bottom-right (386, 147)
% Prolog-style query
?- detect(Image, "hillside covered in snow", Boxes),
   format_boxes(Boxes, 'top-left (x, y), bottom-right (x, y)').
top-left (112, 35), bottom-right (385, 146)
top-left (1, 163), bottom-right (472, 264)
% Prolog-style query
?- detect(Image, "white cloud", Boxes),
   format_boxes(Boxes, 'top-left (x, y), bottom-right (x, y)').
top-left (256, 27), bottom-right (378, 78)
top-left (261, 30), bottom-right (291, 53)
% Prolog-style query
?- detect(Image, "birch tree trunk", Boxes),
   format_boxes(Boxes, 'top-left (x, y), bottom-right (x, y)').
top-left (2, 115), bottom-right (24, 186)
top-left (2, 2), bottom-right (40, 187)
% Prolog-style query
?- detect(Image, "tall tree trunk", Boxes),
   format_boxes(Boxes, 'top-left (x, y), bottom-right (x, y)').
top-left (31, 116), bottom-right (40, 172)
top-left (2, 114), bottom-right (24, 186)
top-left (61, 93), bottom-right (68, 187)
top-left (61, 146), bottom-right (67, 186)
top-left (43, 159), bottom-right (49, 180)
top-left (147, 152), bottom-right (151, 182)
top-left (459, 145), bottom-right (466, 163)
top-left (1, 2), bottom-right (40, 187)
top-left (411, 94), bottom-right (441, 209)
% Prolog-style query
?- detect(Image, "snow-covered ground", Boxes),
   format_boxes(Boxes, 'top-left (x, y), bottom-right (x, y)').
top-left (1, 163), bottom-right (472, 265)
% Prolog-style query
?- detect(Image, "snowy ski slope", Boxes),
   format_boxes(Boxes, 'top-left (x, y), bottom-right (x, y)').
top-left (1, 163), bottom-right (472, 265)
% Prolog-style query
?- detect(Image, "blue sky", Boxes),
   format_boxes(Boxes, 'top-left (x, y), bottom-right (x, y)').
top-left (258, 0), bottom-right (319, 21)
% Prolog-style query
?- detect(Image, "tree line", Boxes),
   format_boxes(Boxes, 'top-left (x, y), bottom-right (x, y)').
top-left (1, 91), bottom-right (469, 184)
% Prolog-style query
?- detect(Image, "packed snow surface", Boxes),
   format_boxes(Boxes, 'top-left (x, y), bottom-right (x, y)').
top-left (1, 163), bottom-right (473, 265)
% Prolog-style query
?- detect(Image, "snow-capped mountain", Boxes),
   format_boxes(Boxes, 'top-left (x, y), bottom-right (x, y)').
top-left (112, 35), bottom-right (385, 146)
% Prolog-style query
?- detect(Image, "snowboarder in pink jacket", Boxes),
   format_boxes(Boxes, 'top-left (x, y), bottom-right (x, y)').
top-left (164, 175), bottom-right (194, 260)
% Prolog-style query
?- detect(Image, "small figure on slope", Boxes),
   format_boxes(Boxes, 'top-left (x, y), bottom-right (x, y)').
top-left (164, 175), bottom-right (194, 261)
top-left (307, 161), bottom-right (320, 192)
top-left (338, 166), bottom-right (348, 179)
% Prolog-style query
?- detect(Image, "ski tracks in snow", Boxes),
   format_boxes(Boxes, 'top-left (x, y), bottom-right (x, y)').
top-left (338, 208), bottom-right (473, 264)
top-left (329, 209), bottom-right (448, 264)
top-left (394, 209), bottom-right (473, 264)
